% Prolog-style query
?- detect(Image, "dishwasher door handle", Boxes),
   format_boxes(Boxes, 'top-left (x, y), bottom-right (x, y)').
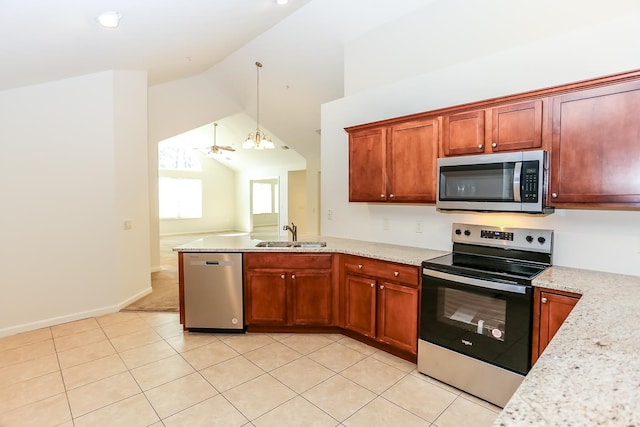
top-left (190, 260), bottom-right (235, 267)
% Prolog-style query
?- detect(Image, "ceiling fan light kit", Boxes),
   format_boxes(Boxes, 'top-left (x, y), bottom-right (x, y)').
top-left (244, 61), bottom-right (275, 150)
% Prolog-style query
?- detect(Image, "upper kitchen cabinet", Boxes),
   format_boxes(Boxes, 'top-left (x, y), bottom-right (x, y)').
top-left (347, 118), bottom-right (439, 203)
top-left (549, 79), bottom-right (640, 207)
top-left (441, 100), bottom-right (544, 156)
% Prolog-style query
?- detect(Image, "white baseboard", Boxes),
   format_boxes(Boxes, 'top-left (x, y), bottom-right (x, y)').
top-left (150, 266), bottom-right (162, 273)
top-left (119, 286), bottom-right (153, 309)
top-left (0, 286), bottom-right (154, 339)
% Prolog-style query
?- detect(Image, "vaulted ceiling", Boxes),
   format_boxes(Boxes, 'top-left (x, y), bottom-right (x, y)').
top-left (0, 0), bottom-right (431, 170)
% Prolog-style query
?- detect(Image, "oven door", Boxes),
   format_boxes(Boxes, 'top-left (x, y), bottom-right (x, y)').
top-left (420, 269), bottom-right (532, 375)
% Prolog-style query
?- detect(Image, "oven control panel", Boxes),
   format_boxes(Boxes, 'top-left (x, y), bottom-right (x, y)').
top-left (452, 223), bottom-right (553, 254)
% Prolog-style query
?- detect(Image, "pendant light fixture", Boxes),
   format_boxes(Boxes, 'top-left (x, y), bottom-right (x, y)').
top-left (243, 61), bottom-right (275, 150)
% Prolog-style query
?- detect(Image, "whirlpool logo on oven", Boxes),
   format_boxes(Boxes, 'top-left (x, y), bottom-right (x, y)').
top-left (461, 339), bottom-right (473, 346)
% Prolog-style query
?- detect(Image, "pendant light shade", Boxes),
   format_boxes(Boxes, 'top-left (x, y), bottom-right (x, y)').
top-left (243, 61), bottom-right (274, 150)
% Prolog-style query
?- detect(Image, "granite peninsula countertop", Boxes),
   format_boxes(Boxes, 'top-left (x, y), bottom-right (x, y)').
top-left (496, 267), bottom-right (640, 427)
top-left (173, 234), bottom-right (447, 266)
top-left (174, 234), bottom-right (640, 426)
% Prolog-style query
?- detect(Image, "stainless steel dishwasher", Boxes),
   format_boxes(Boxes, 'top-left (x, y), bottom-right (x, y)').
top-left (183, 252), bottom-right (245, 332)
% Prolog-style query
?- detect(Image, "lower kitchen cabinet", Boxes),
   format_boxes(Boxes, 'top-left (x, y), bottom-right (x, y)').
top-left (342, 255), bottom-right (420, 355)
top-left (531, 288), bottom-right (581, 365)
top-left (244, 253), bottom-right (335, 326)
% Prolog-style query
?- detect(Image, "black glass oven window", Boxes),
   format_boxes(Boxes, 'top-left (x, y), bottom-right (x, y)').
top-left (440, 163), bottom-right (516, 201)
top-left (439, 288), bottom-right (507, 341)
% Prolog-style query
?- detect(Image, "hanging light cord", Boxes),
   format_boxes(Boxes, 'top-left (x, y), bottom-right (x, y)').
top-left (255, 62), bottom-right (262, 131)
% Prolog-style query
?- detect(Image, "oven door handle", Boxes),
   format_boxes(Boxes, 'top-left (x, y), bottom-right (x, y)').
top-left (423, 269), bottom-right (528, 295)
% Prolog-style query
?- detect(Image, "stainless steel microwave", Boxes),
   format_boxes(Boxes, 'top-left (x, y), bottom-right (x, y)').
top-left (436, 150), bottom-right (553, 214)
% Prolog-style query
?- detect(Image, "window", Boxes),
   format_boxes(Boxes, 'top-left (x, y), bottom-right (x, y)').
top-left (252, 180), bottom-right (279, 214)
top-left (158, 141), bottom-right (201, 171)
top-left (158, 138), bottom-right (203, 219)
top-left (159, 178), bottom-right (202, 219)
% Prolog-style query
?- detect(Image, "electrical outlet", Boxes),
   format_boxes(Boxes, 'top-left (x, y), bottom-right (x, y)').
top-left (327, 209), bottom-right (333, 220)
top-left (416, 221), bottom-right (423, 233)
top-left (123, 219), bottom-right (132, 230)
top-left (383, 218), bottom-right (389, 230)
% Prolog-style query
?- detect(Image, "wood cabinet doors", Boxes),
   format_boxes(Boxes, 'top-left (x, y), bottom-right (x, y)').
top-left (348, 127), bottom-right (387, 202)
top-left (531, 288), bottom-right (580, 365)
top-left (344, 274), bottom-right (377, 337)
top-left (387, 119), bottom-right (439, 202)
top-left (377, 281), bottom-right (419, 354)
top-left (441, 100), bottom-right (543, 156)
top-left (549, 79), bottom-right (640, 206)
top-left (348, 118), bottom-right (438, 203)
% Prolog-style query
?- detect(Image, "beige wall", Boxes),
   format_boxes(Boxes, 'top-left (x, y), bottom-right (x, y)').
top-left (287, 170), bottom-right (307, 235)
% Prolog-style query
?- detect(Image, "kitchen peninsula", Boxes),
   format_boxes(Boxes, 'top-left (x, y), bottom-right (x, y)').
top-left (174, 236), bottom-right (640, 426)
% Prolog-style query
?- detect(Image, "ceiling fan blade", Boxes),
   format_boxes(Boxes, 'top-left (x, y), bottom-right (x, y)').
top-left (218, 146), bottom-right (236, 152)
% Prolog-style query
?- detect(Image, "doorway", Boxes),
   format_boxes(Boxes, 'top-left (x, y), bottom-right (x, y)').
top-left (250, 177), bottom-right (279, 238)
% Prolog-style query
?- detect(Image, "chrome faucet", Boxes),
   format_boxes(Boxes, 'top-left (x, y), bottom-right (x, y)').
top-left (283, 222), bottom-right (297, 242)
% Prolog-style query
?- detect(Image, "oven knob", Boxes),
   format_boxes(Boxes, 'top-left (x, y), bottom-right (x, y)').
top-left (464, 230), bottom-right (471, 236)
top-left (455, 229), bottom-right (462, 235)
top-left (538, 236), bottom-right (546, 245)
top-left (526, 235), bottom-right (534, 243)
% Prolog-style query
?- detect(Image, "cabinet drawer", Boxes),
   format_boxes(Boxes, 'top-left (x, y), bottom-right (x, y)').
top-left (245, 253), bottom-right (333, 270)
top-left (344, 257), bottom-right (419, 286)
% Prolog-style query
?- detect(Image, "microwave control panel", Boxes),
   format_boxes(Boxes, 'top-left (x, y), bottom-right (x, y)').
top-left (521, 161), bottom-right (539, 202)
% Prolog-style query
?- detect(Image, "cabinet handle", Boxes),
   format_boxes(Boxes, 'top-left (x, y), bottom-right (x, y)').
top-left (394, 271), bottom-right (399, 277)
top-left (551, 193), bottom-right (558, 198)
top-left (280, 274), bottom-right (285, 279)
top-left (380, 194), bottom-right (385, 198)
top-left (370, 283), bottom-right (375, 287)
top-left (477, 144), bottom-right (483, 149)
top-left (380, 285), bottom-right (385, 290)
top-left (491, 142), bottom-right (497, 148)
top-left (389, 194), bottom-right (395, 198)
top-left (291, 274), bottom-right (296, 279)
top-left (541, 297), bottom-right (548, 304)
top-left (358, 264), bottom-right (363, 269)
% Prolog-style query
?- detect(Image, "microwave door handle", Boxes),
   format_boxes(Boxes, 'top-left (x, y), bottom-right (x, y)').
top-left (513, 162), bottom-right (522, 202)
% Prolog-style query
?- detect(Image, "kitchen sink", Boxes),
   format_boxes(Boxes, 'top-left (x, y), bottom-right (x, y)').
top-left (255, 241), bottom-right (295, 247)
top-left (255, 241), bottom-right (327, 248)
top-left (293, 241), bottom-right (326, 247)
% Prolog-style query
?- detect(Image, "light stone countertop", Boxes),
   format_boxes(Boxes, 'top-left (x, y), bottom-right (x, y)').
top-left (173, 234), bottom-right (447, 266)
top-left (175, 235), bottom-right (640, 426)
top-left (495, 266), bottom-right (640, 427)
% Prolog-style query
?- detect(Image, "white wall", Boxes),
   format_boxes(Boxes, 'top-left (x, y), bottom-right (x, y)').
top-left (0, 71), bottom-right (151, 336)
top-left (322, 1), bottom-right (640, 277)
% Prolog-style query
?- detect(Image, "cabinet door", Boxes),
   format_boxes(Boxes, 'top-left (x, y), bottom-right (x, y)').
top-left (549, 80), bottom-right (640, 205)
top-left (291, 270), bottom-right (332, 326)
top-left (377, 281), bottom-right (419, 354)
top-left (245, 270), bottom-right (288, 325)
top-left (387, 119), bottom-right (439, 203)
top-left (441, 110), bottom-right (485, 156)
top-left (344, 274), bottom-right (376, 338)
top-left (532, 290), bottom-right (579, 365)
top-left (348, 127), bottom-right (387, 202)
top-left (491, 100), bottom-right (543, 152)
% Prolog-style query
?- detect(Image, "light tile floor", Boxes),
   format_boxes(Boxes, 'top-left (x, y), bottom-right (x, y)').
top-left (0, 311), bottom-right (501, 426)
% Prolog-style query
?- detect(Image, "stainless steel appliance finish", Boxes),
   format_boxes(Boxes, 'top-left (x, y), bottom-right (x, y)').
top-left (183, 252), bottom-right (245, 332)
top-left (418, 223), bottom-right (553, 407)
top-left (436, 150), bottom-right (553, 214)
top-left (418, 340), bottom-right (524, 408)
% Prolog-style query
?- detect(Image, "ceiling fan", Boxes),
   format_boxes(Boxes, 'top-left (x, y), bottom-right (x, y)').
top-left (206, 122), bottom-right (235, 156)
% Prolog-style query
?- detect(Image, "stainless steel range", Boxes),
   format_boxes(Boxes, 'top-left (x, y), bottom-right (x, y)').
top-left (418, 223), bottom-right (553, 407)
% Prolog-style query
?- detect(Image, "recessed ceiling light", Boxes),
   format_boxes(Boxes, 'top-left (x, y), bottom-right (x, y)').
top-left (97, 11), bottom-right (122, 28)
top-left (276, 0), bottom-right (289, 5)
